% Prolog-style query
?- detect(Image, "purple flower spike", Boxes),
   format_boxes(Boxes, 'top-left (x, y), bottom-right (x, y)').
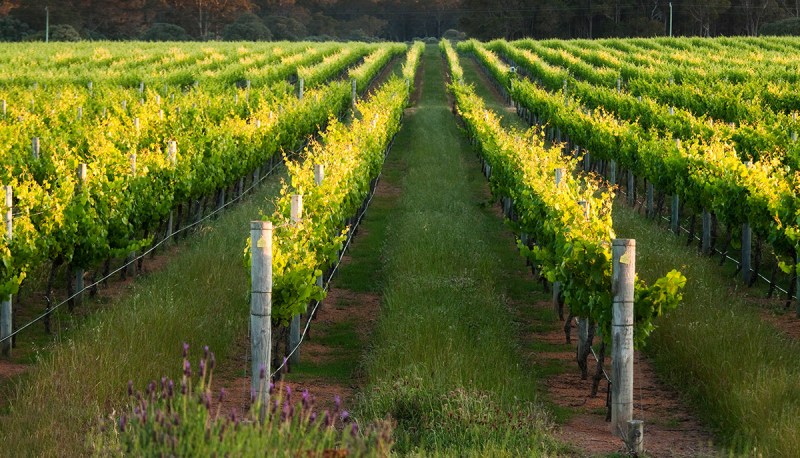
top-left (199, 359), bottom-right (206, 377)
top-left (302, 390), bottom-right (310, 409)
top-left (334, 395), bottom-right (341, 411)
top-left (323, 410), bottom-right (332, 427)
top-left (183, 359), bottom-right (191, 377)
top-left (167, 380), bottom-right (174, 398)
top-left (285, 385), bottom-right (291, 399)
top-left (182, 342), bottom-right (189, 358)
top-left (250, 388), bottom-right (257, 403)
top-left (218, 388), bottom-right (225, 403)
top-left (203, 345), bottom-right (209, 359)
top-left (161, 376), bottom-right (167, 390)
top-left (259, 363), bottom-right (266, 380)
top-left (310, 412), bottom-right (317, 423)
top-left (127, 380), bottom-right (133, 396)
top-left (209, 352), bottom-right (216, 370)
top-left (118, 414), bottom-right (127, 432)
top-left (351, 422), bottom-right (359, 435)
top-left (340, 410), bottom-right (350, 422)
top-left (269, 382), bottom-right (275, 395)
top-left (181, 379), bottom-right (187, 395)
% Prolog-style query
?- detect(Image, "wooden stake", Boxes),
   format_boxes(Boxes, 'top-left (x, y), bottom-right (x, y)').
top-left (671, 195), bottom-right (680, 234)
top-left (351, 78), bottom-right (357, 109)
top-left (742, 222), bottom-right (752, 284)
top-left (314, 164), bottom-right (324, 186)
top-left (130, 154), bottom-right (137, 176)
top-left (611, 239), bottom-right (635, 440)
top-left (250, 221), bottom-right (272, 416)
top-left (32, 137), bottom-right (40, 159)
top-left (609, 160), bottom-right (617, 186)
top-left (554, 168), bottom-right (564, 188)
top-left (702, 210), bottom-right (712, 255)
top-left (627, 419), bottom-right (644, 454)
top-left (298, 77), bottom-right (304, 100)
top-left (74, 165), bottom-right (87, 307)
top-left (167, 141), bottom-right (177, 165)
top-left (289, 195), bottom-right (303, 367)
top-left (627, 171), bottom-right (635, 206)
top-left (1, 186), bottom-right (12, 356)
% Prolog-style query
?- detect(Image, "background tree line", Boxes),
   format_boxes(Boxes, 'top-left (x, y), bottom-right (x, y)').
top-left (0, 0), bottom-right (799, 42)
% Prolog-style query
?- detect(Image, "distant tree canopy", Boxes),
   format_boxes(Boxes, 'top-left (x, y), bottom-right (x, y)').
top-left (222, 12), bottom-right (272, 41)
top-left (1, 0), bottom-right (799, 41)
top-left (140, 23), bottom-right (192, 41)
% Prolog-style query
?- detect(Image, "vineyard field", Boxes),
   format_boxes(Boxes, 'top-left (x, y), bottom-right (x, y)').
top-left (1, 37), bottom-right (800, 457)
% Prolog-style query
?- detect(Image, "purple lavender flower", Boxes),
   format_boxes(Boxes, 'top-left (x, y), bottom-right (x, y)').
top-left (282, 401), bottom-right (291, 421)
top-left (301, 390), bottom-right (310, 409)
top-left (351, 422), bottom-right (359, 435)
top-left (250, 388), bottom-right (257, 403)
top-left (285, 385), bottom-right (292, 399)
top-left (199, 359), bottom-right (206, 377)
top-left (161, 376), bottom-right (167, 391)
top-left (218, 388), bottom-right (225, 403)
top-left (181, 379), bottom-right (187, 395)
top-left (334, 395), bottom-right (341, 412)
top-left (204, 392), bottom-right (211, 410)
top-left (310, 412), bottom-right (317, 423)
top-left (118, 414), bottom-right (127, 432)
top-left (209, 352), bottom-right (215, 370)
top-left (167, 380), bottom-right (174, 398)
top-left (182, 342), bottom-right (189, 358)
top-left (323, 410), bottom-right (332, 427)
top-left (340, 410), bottom-right (350, 422)
top-left (203, 345), bottom-right (209, 359)
top-left (259, 363), bottom-right (266, 380)
top-left (183, 359), bottom-right (191, 377)
top-left (269, 382), bottom-right (275, 395)
top-left (127, 380), bottom-right (133, 396)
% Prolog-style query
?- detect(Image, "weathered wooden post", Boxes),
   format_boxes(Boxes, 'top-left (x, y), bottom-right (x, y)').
top-left (250, 221), bottom-right (272, 417)
top-left (288, 194), bottom-right (303, 367)
top-left (314, 164), bottom-right (325, 305)
top-left (1, 186), bottom-right (12, 356)
top-left (32, 137), bottom-right (40, 159)
top-left (611, 239), bottom-right (637, 443)
top-left (702, 210), bottom-right (712, 255)
top-left (671, 195), bottom-right (680, 235)
top-left (609, 160), bottom-right (617, 186)
top-left (551, 169), bottom-right (564, 316)
top-left (576, 200), bottom-right (592, 368)
top-left (627, 170), bottom-right (635, 206)
top-left (298, 77), bottom-right (304, 100)
top-left (616, 78), bottom-right (621, 93)
top-left (2, 99), bottom-right (6, 118)
top-left (351, 78), bottom-right (357, 109)
top-left (77, 106), bottom-right (83, 120)
top-left (742, 222), bottom-right (752, 284)
top-left (74, 164), bottom-right (87, 306)
top-left (166, 141), bottom-right (177, 243)
top-left (130, 154), bottom-right (137, 177)
top-left (628, 419), bottom-right (644, 455)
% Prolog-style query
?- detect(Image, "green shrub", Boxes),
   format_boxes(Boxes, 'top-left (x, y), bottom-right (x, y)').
top-left (140, 23), bottom-right (192, 41)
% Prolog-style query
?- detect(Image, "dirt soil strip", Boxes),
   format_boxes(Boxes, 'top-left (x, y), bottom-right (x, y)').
top-left (523, 296), bottom-right (719, 457)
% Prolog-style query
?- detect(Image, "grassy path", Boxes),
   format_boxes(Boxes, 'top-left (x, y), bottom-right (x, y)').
top-left (354, 46), bottom-right (563, 456)
top-left (0, 170), bottom-right (286, 456)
